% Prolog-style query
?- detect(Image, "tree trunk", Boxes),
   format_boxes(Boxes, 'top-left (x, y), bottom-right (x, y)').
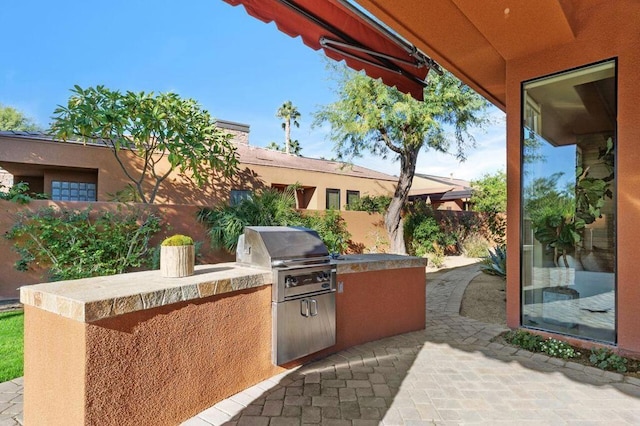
top-left (284, 120), bottom-right (291, 154)
top-left (385, 145), bottom-right (420, 254)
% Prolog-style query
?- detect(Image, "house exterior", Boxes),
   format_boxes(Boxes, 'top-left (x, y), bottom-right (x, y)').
top-left (352, 0), bottom-right (639, 356)
top-left (0, 121), bottom-right (396, 211)
top-left (409, 173), bottom-right (473, 211)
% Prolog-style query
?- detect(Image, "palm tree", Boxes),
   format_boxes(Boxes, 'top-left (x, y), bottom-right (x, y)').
top-left (276, 101), bottom-right (300, 155)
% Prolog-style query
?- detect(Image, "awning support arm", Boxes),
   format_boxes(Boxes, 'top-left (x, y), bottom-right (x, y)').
top-left (275, 0), bottom-right (442, 86)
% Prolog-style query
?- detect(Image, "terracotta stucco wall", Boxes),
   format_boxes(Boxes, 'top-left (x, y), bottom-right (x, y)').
top-left (24, 306), bottom-right (86, 425)
top-left (24, 265), bottom-right (425, 425)
top-left (0, 136), bottom-right (396, 208)
top-left (505, 1), bottom-right (640, 356)
top-left (0, 201), bottom-right (235, 299)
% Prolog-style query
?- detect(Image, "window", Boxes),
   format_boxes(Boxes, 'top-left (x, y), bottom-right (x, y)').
top-left (520, 60), bottom-right (616, 343)
top-left (326, 188), bottom-right (340, 210)
top-left (230, 189), bottom-right (252, 206)
top-left (51, 181), bottom-right (96, 201)
top-left (346, 190), bottom-right (360, 207)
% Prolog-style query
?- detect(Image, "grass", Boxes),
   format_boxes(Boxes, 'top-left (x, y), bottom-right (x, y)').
top-left (0, 310), bottom-right (24, 382)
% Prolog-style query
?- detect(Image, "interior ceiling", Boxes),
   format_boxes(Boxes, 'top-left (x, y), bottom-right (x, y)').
top-left (529, 75), bottom-right (615, 145)
top-left (355, 0), bottom-right (585, 109)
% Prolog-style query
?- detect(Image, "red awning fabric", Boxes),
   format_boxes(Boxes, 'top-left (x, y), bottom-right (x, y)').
top-left (223, 0), bottom-right (435, 100)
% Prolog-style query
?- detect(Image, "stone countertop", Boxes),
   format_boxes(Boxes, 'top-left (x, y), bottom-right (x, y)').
top-left (332, 253), bottom-right (426, 274)
top-left (20, 263), bottom-right (272, 323)
top-left (20, 254), bottom-right (426, 323)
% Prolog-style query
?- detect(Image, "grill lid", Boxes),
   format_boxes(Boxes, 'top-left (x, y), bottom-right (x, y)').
top-left (236, 226), bottom-right (329, 268)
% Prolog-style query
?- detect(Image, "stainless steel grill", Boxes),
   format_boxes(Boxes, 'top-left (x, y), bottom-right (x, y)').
top-left (236, 226), bottom-right (336, 365)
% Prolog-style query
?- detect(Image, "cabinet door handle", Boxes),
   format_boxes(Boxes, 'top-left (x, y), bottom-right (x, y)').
top-left (300, 299), bottom-right (310, 317)
top-left (310, 299), bottom-right (318, 317)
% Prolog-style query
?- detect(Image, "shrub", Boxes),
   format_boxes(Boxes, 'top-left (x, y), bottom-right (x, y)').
top-left (301, 210), bottom-right (351, 254)
top-left (6, 206), bottom-right (161, 281)
top-left (504, 330), bottom-right (544, 352)
top-left (345, 194), bottom-right (391, 214)
top-left (0, 182), bottom-right (47, 204)
top-left (198, 188), bottom-right (352, 254)
top-left (197, 188), bottom-right (301, 251)
top-left (504, 330), bottom-right (580, 359)
top-left (461, 233), bottom-right (490, 258)
top-left (481, 245), bottom-right (507, 278)
top-left (589, 348), bottom-right (628, 372)
top-left (161, 234), bottom-right (194, 246)
top-left (404, 201), bottom-right (445, 256)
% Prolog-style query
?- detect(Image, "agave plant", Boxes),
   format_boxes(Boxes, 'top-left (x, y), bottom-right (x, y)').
top-left (481, 245), bottom-right (506, 278)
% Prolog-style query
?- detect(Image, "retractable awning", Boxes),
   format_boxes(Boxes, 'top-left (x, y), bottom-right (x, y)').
top-left (223, 0), bottom-right (441, 100)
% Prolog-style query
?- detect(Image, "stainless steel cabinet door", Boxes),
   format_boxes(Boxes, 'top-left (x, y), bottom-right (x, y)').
top-left (272, 292), bottom-right (336, 365)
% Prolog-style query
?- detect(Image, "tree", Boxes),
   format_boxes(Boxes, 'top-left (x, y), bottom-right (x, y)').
top-left (314, 64), bottom-right (489, 254)
top-left (50, 85), bottom-right (238, 204)
top-left (276, 101), bottom-right (300, 155)
top-left (470, 170), bottom-right (507, 214)
top-left (266, 139), bottom-right (302, 155)
top-left (0, 104), bottom-right (40, 131)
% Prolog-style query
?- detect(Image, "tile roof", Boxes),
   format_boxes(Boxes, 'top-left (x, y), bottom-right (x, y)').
top-left (236, 143), bottom-right (397, 181)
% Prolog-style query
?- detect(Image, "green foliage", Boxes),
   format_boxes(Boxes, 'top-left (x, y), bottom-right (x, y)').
top-left (267, 139), bottom-right (302, 155)
top-left (539, 338), bottom-right (581, 359)
top-left (198, 188), bottom-right (351, 255)
top-left (404, 202), bottom-right (442, 256)
top-left (314, 63), bottom-right (489, 253)
top-left (0, 182), bottom-right (48, 204)
top-left (6, 206), bottom-right (161, 281)
top-left (198, 188), bottom-right (303, 252)
top-left (589, 348), bottom-right (628, 373)
top-left (504, 330), bottom-right (580, 359)
top-left (50, 85), bottom-right (238, 204)
top-left (276, 101), bottom-right (301, 155)
top-left (0, 310), bottom-right (24, 382)
top-left (504, 330), bottom-right (545, 352)
top-left (301, 210), bottom-right (351, 255)
top-left (471, 170), bottom-right (506, 214)
top-left (462, 233), bottom-right (490, 258)
top-left (0, 103), bottom-right (40, 131)
top-left (471, 170), bottom-right (507, 244)
top-left (345, 194), bottom-right (391, 214)
top-left (162, 234), bottom-right (194, 246)
top-left (481, 245), bottom-right (507, 278)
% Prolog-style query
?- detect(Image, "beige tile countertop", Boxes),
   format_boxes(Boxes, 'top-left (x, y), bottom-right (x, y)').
top-left (20, 254), bottom-right (426, 323)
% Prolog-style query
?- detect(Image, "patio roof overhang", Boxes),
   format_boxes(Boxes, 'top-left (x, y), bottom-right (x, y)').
top-left (223, 0), bottom-right (441, 101)
top-left (355, 0), bottom-right (584, 110)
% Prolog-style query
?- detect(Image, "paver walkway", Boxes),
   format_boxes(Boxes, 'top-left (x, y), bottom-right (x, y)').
top-left (4, 263), bottom-right (640, 425)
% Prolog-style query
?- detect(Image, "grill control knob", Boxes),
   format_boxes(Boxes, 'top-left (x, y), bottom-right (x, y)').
top-left (285, 276), bottom-right (298, 287)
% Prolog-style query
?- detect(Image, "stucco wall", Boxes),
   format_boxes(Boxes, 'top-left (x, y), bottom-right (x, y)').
top-left (24, 306), bottom-right (86, 425)
top-left (0, 201), bottom-right (390, 300)
top-left (505, 1), bottom-right (640, 356)
top-left (23, 265), bottom-right (425, 425)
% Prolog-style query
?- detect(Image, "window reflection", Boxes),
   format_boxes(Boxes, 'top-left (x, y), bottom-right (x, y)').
top-left (521, 60), bottom-right (616, 343)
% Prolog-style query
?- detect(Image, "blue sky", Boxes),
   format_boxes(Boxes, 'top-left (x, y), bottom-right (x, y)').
top-left (1, 0), bottom-right (505, 181)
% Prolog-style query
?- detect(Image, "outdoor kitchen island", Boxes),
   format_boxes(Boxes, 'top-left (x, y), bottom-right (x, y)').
top-left (20, 253), bottom-right (426, 426)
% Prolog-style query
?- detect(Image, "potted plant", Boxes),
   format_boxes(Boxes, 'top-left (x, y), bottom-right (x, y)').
top-left (160, 234), bottom-right (195, 278)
